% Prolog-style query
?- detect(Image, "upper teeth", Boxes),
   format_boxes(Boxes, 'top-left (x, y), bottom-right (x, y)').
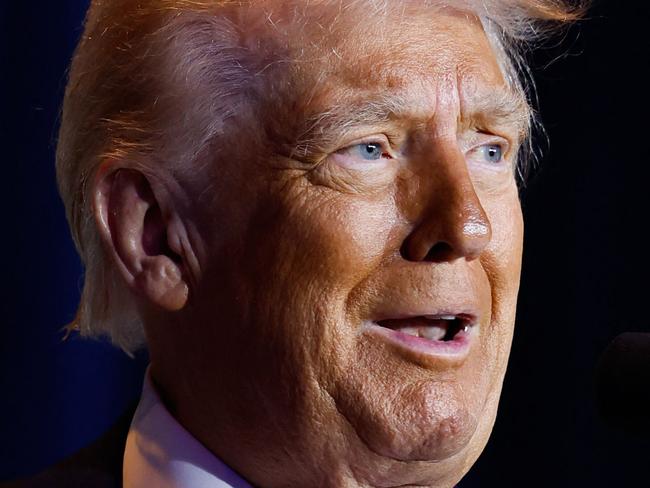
top-left (423, 314), bottom-right (457, 320)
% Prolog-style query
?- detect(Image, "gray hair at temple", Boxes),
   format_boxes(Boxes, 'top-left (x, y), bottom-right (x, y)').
top-left (56, 0), bottom-right (586, 353)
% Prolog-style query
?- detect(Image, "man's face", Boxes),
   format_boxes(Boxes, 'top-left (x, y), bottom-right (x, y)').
top-left (169, 7), bottom-right (524, 487)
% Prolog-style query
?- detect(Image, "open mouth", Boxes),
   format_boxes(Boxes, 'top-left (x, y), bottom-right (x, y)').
top-left (375, 315), bottom-right (472, 342)
top-left (366, 313), bottom-right (477, 363)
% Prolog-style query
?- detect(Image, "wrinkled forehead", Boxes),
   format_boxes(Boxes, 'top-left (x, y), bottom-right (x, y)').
top-left (235, 1), bottom-right (495, 73)
top-left (229, 2), bottom-right (511, 141)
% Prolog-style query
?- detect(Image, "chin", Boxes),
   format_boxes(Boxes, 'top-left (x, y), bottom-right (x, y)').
top-left (325, 327), bottom-right (504, 487)
top-left (344, 378), bottom-right (481, 463)
top-left (342, 414), bottom-right (490, 488)
top-left (337, 385), bottom-right (497, 488)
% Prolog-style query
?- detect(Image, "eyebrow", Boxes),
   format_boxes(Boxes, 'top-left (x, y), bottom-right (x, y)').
top-left (461, 87), bottom-right (531, 138)
top-left (291, 85), bottom-right (531, 157)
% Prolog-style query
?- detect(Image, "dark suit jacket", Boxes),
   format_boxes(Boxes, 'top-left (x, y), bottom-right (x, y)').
top-left (2, 403), bottom-right (138, 488)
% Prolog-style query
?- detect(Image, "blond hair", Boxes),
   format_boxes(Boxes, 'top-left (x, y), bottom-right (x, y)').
top-left (57, 0), bottom-right (586, 353)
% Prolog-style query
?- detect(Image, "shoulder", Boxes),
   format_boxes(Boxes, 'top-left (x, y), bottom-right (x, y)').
top-left (2, 403), bottom-right (138, 488)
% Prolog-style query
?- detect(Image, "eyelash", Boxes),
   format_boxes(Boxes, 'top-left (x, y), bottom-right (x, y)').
top-left (475, 139), bottom-right (511, 164)
top-left (338, 139), bottom-right (393, 160)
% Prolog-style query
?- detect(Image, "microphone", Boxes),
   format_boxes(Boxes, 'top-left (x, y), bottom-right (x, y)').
top-left (595, 332), bottom-right (650, 436)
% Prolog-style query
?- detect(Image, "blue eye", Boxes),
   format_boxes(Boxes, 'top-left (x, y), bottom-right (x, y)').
top-left (334, 139), bottom-right (393, 166)
top-left (481, 144), bottom-right (503, 163)
top-left (356, 143), bottom-right (384, 161)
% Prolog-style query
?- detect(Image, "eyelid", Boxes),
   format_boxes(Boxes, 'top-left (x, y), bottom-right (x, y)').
top-left (468, 135), bottom-right (511, 159)
top-left (337, 134), bottom-right (395, 156)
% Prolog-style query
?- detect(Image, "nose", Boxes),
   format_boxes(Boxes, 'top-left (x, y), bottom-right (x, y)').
top-left (401, 149), bottom-right (492, 263)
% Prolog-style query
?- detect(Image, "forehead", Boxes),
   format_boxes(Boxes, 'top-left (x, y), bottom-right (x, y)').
top-left (248, 5), bottom-right (514, 141)
top-left (324, 8), bottom-right (501, 85)
top-left (294, 6), bottom-right (495, 80)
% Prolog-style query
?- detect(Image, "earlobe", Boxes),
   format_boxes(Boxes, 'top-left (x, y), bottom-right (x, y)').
top-left (93, 165), bottom-right (190, 312)
top-left (135, 257), bottom-right (189, 311)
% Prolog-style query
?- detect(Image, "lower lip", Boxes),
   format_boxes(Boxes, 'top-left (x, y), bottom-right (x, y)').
top-left (364, 322), bottom-right (476, 364)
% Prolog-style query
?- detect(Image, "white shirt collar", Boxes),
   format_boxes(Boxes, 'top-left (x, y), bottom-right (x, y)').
top-left (123, 368), bottom-right (253, 488)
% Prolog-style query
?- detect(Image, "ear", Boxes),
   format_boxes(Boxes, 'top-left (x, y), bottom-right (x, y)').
top-left (93, 165), bottom-right (189, 312)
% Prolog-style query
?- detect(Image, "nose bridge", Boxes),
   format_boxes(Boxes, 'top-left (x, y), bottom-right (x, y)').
top-left (402, 142), bottom-right (492, 262)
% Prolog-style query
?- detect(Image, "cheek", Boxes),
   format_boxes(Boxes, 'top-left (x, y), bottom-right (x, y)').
top-left (222, 181), bottom-right (402, 375)
top-left (255, 185), bottom-right (399, 294)
top-left (232, 185), bottom-right (403, 439)
top-left (479, 178), bottom-right (524, 284)
top-left (478, 190), bottom-right (523, 380)
top-left (481, 187), bottom-right (524, 298)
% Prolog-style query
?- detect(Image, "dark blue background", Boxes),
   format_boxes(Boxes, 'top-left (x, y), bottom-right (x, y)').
top-left (2, 1), bottom-right (649, 486)
top-left (0, 1), bottom-right (149, 480)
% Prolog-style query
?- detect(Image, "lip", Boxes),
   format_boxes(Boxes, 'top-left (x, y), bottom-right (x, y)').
top-left (363, 316), bottom-right (478, 367)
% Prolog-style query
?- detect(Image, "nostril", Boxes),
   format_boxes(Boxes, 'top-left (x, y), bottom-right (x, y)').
top-left (400, 240), bottom-right (454, 262)
top-left (423, 242), bottom-right (455, 262)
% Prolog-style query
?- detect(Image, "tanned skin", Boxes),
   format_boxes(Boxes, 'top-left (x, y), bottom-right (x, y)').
top-left (95, 5), bottom-right (525, 487)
